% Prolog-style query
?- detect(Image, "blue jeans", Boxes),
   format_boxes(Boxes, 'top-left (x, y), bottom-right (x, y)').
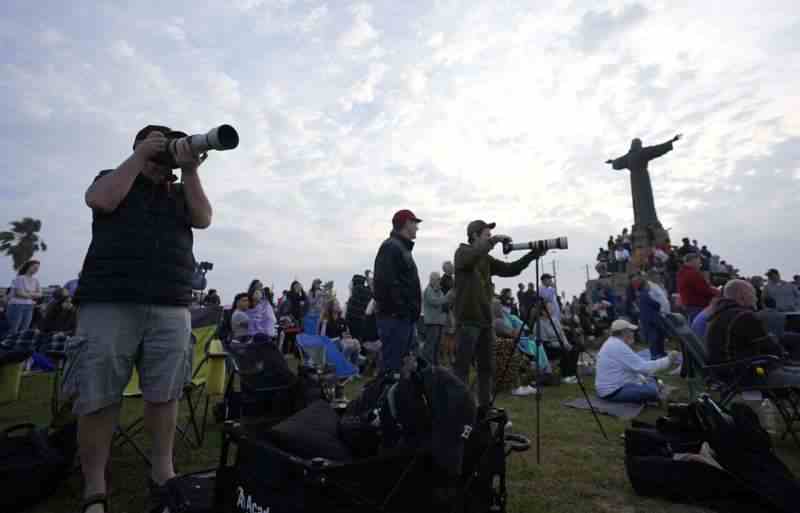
top-left (303, 314), bottom-right (319, 335)
top-left (604, 380), bottom-right (658, 403)
top-left (376, 317), bottom-right (417, 375)
top-left (685, 306), bottom-right (703, 324)
top-left (6, 303), bottom-right (34, 334)
top-left (641, 323), bottom-right (666, 359)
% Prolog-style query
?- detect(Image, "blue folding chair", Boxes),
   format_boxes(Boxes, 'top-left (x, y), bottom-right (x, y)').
top-left (295, 334), bottom-right (358, 379)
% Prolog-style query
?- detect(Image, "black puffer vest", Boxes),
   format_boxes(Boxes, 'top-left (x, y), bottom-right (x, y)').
top-left (75, 170), bottom-right (195, 306)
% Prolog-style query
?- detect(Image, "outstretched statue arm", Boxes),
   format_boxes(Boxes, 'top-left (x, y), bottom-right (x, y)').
top-left (605, 154), bottom-right (629, 170)
top-left (642, 133), bottom-right (682, 161)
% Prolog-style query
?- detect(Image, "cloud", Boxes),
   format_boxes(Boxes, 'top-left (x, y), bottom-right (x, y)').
top-left (1, 0), bottom-right (799, 306)
top-left (340, 62), bottom-right (388, 111)
top-left (572, 3), bottom-right (649, 52)
top-left (338, 3), bottom-right (379, 49)
top-left (299, 4), bottom-right (328, 33)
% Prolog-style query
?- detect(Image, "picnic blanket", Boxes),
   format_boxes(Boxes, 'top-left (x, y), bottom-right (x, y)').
top-left (562, 396), bottom-right (644, 420)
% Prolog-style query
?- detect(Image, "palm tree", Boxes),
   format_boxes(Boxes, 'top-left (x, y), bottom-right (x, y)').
top-left (0, 218), bottom-right (48, 271)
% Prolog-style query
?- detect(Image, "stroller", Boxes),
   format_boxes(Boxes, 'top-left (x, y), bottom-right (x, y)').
top-left (166, 362), bottom-right (530, 513)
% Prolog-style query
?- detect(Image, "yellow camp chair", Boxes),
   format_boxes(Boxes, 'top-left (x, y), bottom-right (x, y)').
top-left (113, 306), bottom-right (225, 461)
top-left (179, 307), bottom-right (225, 447)
top-left (0, 356), bottom-right (27, 404)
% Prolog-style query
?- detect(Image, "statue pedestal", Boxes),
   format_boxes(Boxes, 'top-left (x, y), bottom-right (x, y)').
top-left (629, 222), bottom-right (670, 272)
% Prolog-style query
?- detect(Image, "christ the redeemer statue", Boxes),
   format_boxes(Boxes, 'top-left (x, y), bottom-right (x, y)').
top-left (605, 133), bottom-right (681, 231)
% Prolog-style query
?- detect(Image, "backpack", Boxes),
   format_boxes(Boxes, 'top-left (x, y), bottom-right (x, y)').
top-left (0, 422), bottom-right (78, 512)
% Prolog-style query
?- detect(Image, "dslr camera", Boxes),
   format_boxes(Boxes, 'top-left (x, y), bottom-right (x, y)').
top-left (502, 237), bottom-right (568, 255)
top-left (153, 124), bottom-right (240, 168)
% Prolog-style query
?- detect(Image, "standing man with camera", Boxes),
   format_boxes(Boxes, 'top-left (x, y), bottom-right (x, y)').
top-left (453, 220), bottom-right (545, 413)
top-left (373, 209), bottom-right (423, 376)
top-left (65, 125), bottom-right (213, 513)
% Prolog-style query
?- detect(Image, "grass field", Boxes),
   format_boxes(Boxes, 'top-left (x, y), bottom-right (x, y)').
top-left (2, 358), bottom-right (799, 513)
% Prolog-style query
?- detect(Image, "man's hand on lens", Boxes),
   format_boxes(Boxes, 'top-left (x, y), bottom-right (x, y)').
top-left (134, 132), bottom-right (167, 161)
top-left (173, 138), bottom-right (204, 168)
top-left (529, 248), bottom-right (548, 259)
top-left (489, 234), bottom-right (511, 247)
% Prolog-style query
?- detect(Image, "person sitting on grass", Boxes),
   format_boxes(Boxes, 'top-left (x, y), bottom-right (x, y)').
top-left (230, 293), bottom-right (251, 341)
top-left (595, 319), bottom-right (679, 403)
top-left (320, 299), bottom-right (363, 369)
top-left (493, 299), bottom-right (538, 397)
top-left (246, 280), bottom-right (278, 343)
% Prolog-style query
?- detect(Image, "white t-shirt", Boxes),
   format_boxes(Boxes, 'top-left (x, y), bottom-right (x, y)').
top-left (646, 281), bottom-right (671, 314)
top-left (8, 275), bottom-right (40, 305)
top-left (231, 310), bottom-right (250, 339)
top-left (595, 336), bottom-right (671, 397)
top-left (614, 248), bottom-right (630, 261)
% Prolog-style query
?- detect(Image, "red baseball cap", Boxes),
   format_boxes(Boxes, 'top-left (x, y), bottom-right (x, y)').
top-left (392, 209), bottom-right (423, 228)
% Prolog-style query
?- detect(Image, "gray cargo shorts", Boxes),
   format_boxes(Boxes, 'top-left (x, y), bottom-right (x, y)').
top-left (61, 302), bottom-right (192, 416)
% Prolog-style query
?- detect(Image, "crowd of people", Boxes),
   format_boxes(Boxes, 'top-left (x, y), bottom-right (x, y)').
top-left (0, 261), bottom-right (80, 348)
top-left (589, 247), bottom-right (800, 404)
top-left (1, 119), bottom-right (798, 513)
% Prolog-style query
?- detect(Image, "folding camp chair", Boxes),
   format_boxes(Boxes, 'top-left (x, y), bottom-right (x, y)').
top-left (661, 312), bottom-right (800, 447)
top-left (113, 306), bottom-right (225, 464)
top-left (218, 340), bottom-right (300, 427)
top-left (180, 306), bottom-right (225, 447)
top-left (0, 349), bottom-right (30, 405)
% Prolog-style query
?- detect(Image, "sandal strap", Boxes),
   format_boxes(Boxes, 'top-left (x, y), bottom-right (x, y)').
top-left (81, 493), bottom-right (108, 512)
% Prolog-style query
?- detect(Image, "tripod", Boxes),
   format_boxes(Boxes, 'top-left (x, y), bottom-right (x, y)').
top-left (491, 255), bottom-right (607, 464)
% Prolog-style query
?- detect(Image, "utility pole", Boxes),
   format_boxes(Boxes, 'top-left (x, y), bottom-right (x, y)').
top-left (552, 260), bottom-right (558, 296)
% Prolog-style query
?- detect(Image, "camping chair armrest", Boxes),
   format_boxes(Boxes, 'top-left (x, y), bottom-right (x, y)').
top-left (704, 354), bottom-right (783, 372)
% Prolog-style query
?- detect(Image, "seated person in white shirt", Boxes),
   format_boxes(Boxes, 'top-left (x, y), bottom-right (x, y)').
top-left (230, 293), bottom-right (251, 341)
top-left (595, 319), bottom-right (679, 403)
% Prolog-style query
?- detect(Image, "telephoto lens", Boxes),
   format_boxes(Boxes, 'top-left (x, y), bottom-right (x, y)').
top-left (502, 237), bottom-right (568, 254)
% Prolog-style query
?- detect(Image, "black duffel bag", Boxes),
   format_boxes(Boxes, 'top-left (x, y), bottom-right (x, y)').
top-left (0, 422), bottom-right (77, 512)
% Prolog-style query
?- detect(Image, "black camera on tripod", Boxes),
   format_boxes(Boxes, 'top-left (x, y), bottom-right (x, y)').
top-left (192, 260), bottom-right (214, 290)
top-left (502, 237), bottom-right (568, 255)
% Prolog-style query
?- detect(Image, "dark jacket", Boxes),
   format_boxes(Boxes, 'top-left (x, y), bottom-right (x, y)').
top-left (440, 273), bottom-right (454, 295)
top-left (453, 241), bottom-right (536, 328)
top-left (706, 298), bottom-right (784, 364)
top-left (41, 303), bottom-right (77, 334)
top-left (287, 288), bottom-right (308, 322)
top-left (373, 231), bottom-right (421, 321)
top-left (76, 170), bottom-right (195, 305)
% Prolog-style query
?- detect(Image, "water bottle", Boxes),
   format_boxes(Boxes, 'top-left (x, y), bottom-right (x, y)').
top-left (760, 399), bottom-right (778, 435)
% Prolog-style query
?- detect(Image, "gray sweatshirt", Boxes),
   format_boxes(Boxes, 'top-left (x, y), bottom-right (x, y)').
top-left (764, 281), bottom-right (800, 312)
top-left (423, 285), bottom-right (449, 326)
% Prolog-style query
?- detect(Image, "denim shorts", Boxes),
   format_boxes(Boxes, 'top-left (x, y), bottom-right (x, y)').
top-left (61, 303), bottom-right (191, 416)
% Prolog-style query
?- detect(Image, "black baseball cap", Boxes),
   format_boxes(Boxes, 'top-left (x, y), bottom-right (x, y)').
top-left (132, 125), bottom-right (187, 150)
top-left (766, 268), bottom-right (780, 277)
top-left (466, 220), bottom-right (496, 239)
top-left (540, 273), bottom-right (554, 281)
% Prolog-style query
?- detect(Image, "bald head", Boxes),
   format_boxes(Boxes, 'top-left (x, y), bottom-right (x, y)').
top-left (631, 138), bottom-right (643, 151)
top-left (723, 279), bottom-right (757, 309)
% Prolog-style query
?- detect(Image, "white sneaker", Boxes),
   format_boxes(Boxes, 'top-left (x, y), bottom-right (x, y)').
top-left (561, 376), bottom-right (578, 384)
top-left (505, 420), bottom-right (513, 429)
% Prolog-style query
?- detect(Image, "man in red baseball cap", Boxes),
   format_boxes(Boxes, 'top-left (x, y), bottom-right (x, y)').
top-left (372, 209), bottom-right (423, 375)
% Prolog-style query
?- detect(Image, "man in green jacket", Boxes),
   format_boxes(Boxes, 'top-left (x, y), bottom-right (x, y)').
top-left (453, 220), bottom-right (546, 410)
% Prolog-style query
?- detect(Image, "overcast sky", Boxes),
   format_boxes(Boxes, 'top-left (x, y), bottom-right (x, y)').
top-left (1, 0), bottom-right (799, 303)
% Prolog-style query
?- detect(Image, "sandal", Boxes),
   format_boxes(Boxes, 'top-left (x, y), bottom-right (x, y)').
top-left (81, 493), bottom-right (109, 513)
top-left (148, 477), bottom-right (186, 513)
